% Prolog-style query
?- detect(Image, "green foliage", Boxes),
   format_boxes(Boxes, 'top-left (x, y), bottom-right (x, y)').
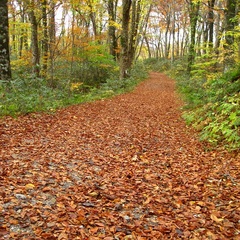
top-left (0, 61), bottom-right (148, 117)
top-left (71, 43), bottom-right (118, 89)
top-left (91, 61), bottom-right (148, 96)
top-left (0, 76), bottom-right (67, 116)
top-left (144, 58), bottom-right (171, 72)
top-left (197, 94), bottom-right (240, 149)
top-left (176, 63), bottom-right (240, 151)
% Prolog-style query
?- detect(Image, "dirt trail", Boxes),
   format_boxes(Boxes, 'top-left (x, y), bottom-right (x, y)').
top-left (0, 72), bottom-right (239, 239)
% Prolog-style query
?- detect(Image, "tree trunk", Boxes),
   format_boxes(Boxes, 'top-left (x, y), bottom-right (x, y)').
top-left (29, 2), bottom-right (40, 77)
top-left (187, 0), bottom-right (200, 73)
top-left (176, 23), bottom-right (180, 57)
top-left (144, 36), bottom-right (152, 58)
top-left (49, 1), bottom-right (56, 85)
top-left (87, 1), bottom-right (98, 38)
top-left (128, 0), bottom-right (141, 66)
top-left (214, 0), bottom-right (223, 56)
top-left (41, 0), bottom-right (48, 76)
top-left (11, 14), bottom-right (17, 56)
top-left (171, 2), bottom-right (176, 62)
top-left (208, 0), bottom-right (215, 48)
top-left (223, 0), bottom-right (237, 71)
top-left (164, 15), bottom-right (170, 58)
top-left (136, 3), bottom-right (152, 60)
top-left (0, 0), bottom-right (11, 80)
top-left (120, 0), bottom-right (132, 79)
top-left (108, 0), bottom-right (118, 60)
top-left (203, 20), bottom-right (208, 55)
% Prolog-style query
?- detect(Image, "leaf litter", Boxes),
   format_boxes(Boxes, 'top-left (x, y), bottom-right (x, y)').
top-left (0, 72), bottom-right (239, 239)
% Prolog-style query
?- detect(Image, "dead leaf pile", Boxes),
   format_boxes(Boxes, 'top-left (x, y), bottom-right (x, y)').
top-left (0, 72), bottom-right (239, 239)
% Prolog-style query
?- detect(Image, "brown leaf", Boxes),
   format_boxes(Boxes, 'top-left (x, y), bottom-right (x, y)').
top-left (58, 231), bottom-right (68, 240)
top-left (0, 72), bottom-right (237, 240)
top-left (143, 197), bottom-right (152, 205)
top-left (210, 213), bottom-right (224, 223)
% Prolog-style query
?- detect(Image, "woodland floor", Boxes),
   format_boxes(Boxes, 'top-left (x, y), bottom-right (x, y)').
top-left (0, 72), bottom-right (239, 240)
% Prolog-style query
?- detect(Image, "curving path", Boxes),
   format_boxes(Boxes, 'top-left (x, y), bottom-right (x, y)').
top-left (0, 72), bottom-right (239, 239)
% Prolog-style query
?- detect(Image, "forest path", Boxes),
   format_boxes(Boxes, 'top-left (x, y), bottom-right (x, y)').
top-left (0, 72), bottom-right (239, 239)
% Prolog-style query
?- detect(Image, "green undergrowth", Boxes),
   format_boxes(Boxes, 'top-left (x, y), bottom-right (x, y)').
top-left (0, 62), bottom-right (148, 117)
top-left (145, 57), bottom-right (240, 151)
top-left (175, 63), bottom-right (240, 151)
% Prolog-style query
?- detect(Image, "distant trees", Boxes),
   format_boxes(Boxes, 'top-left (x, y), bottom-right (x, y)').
top-left (2, 0), bottom-right (239, 82)
top-left (0, 0), bottom-right (11, 80)
top-left (145, 0), bottom-right (239, 73)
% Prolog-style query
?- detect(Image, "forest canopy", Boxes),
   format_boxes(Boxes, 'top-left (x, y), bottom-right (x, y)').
top-left (0, 0), bottom-right (238, 81)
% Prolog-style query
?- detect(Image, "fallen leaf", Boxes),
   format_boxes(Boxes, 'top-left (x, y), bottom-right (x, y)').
top-left (210, 214), bottom-right (224, 223)
top-left (25, 183), bottom-right (35, 190)
top-left (58, 231), bottom-right (68, 240)
top-left (143, 197), bottom-right (152, 205)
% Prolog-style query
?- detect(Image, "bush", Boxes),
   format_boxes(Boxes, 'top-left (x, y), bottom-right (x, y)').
top-left (176, 63), bottom-right (240, 151)
top-left (0, 61), bottom-right (148, 117)
top-left (0, 76), bottom-right (68, 116)
top-left (144, 58), bottom-right (171, 72)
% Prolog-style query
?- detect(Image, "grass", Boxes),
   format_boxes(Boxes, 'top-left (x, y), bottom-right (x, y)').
top-left (0, 61), bottom-right (148, 117)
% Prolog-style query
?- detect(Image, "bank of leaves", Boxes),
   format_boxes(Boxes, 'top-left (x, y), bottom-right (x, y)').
top-left (1, 72), bottom-right (239, 239)
top-left (145, 58), bottom-right (240, 151)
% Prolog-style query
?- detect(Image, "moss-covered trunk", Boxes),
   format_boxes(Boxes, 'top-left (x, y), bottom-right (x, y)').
top-left (0, 0), bottom-right (11, 81)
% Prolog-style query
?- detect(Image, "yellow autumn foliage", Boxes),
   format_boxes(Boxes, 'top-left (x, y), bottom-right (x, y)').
top-left (70, 82), bottom-right (83, 91)
top-left (11, 50), bottom-right (32, 70)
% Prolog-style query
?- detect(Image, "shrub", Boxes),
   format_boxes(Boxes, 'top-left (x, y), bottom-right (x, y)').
top-left (176, 63), bottom-right (240, 151)
top-left (0, 61), bottom-right (148, 117)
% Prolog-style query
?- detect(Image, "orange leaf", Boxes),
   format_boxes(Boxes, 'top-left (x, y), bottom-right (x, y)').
top-left (58, 231), bottom-right (68, 240)
top-left (210, 214), bottom-right (224, 223)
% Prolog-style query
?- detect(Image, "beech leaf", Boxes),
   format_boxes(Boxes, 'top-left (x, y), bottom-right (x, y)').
top-left (210, 214), bottom-right (224, 223)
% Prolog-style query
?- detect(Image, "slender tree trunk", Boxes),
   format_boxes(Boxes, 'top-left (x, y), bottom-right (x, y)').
top-left (158, 32), bottom-right (164, 58)
top-left (0, 0), bottom-right (11, 80)
top-left (29, 2), bottom-right (40, 77)
top-left (70, 9), bottom-right (75, 76)
top-left (214, 0), bottom-right (222, 56)
top-left (11, 15), bottom-right (17, 56)
top-left (203, 20), bottom-right (208, 55)
top-left (164, 16), bottom-right (170, 58)
top-left (108, 0), bottom-right (118, 60)
top-left (223, 0), bottom-right (237, 71)
top-left (49, 1), bottom-right (56, 86)
top-left (144, 36), bottom-right (152, 58)
top-left (120, 0), bottom-right (132, 79)
top-left (87, 1), bottom-right (98, 38)
top-left (208, 0), bottom-right (215, 48)
top-left (187, 0), bottom-right (200, 73)
top-left (136, 4), bottom-right (152, 60)
top-left (197, 23), bottom-right (203, 56)
top-left (171, 3), bottom-right (176, 62)
top-left (180, 15), bottom-right (189, 57)
top-left (41, 0), bottom-right (48, 76)
top-left (19, 13), bottom-right (25, 58)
